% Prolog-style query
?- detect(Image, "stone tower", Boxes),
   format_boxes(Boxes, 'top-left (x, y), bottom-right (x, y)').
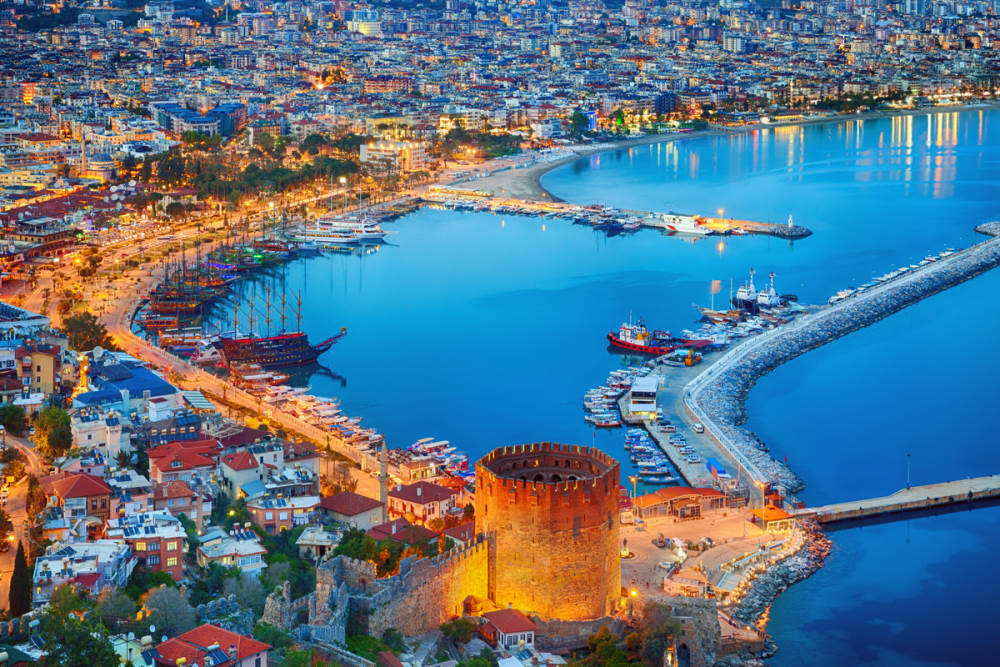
top-left (475, 443), bottom-right (621, 620)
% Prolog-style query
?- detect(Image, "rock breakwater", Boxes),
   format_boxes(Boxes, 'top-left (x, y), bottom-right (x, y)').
top-left (688, 237), bottom-right (1000, 494)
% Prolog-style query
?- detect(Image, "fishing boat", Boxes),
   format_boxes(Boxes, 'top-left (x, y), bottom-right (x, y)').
top-left (607, 319), bottom-right (676, 355)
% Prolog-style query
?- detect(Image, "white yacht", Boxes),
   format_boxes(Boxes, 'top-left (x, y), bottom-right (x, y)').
top-left (290, 215), bottom-right (386, 245)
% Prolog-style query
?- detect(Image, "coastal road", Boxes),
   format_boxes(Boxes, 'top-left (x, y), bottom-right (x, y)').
top-left (0, 477), bottom-right (30, 611)
top-left (4, 435), bottom-right (46, 478)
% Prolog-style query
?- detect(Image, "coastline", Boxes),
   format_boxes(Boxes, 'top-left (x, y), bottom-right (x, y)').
top-left (466, 101), bottom-right (1000, 203)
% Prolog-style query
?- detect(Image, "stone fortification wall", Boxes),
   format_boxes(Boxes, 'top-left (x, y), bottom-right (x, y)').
top-left (475, 443), bottom-right (621, 620)
top-left (313, 534), bottom-right (489, 638)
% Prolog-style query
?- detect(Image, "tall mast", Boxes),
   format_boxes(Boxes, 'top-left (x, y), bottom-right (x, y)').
top-left (280, 290), bottom-right (287, 333)
top-left (265, 283), bottom-right (272, 336)
top-left (296, 290), bottom-right (302, 332)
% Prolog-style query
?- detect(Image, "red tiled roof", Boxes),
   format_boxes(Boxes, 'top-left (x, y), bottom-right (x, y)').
top-left (153, 479), bottom-right (195, 501)
top-left (387, 481), bottom-right (456, 505)
top-left (443, 521), bottom-right (475, 543)
top-left (217, 427), bottom-right (270, 449)
top-left (482, 609), bottom-right (537, 634)
top-left (221, 450), bottom-right (258, 471)
top-left (156, 623), bottom-right (269, 666)
top-left (634, 486), bottom-right (724, 509)
top-left (44, 472), bottom-right (112, 499)
top-left (321, 491), bottom-right (383, 517)
top-left (366, 518), bottom-right (436, 545)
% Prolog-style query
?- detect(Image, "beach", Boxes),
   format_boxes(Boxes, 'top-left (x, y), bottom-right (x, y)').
top-left (460, 101), bottom-right (1000, 203)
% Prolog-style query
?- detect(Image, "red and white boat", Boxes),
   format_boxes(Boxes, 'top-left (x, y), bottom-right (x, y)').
top-left (607, 321), bottom-right (676, 355)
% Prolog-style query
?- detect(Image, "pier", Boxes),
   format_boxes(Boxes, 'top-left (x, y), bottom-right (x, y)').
top-left (682, 233), bottom-right (1000, 497)
top-left (794, 475), bottom-right (1000, 523)
top-left (421, 190), bottom-right (811, 239)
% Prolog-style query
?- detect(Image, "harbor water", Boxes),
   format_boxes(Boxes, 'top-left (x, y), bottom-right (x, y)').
top-left (210, 108), bottom-right (999, 665)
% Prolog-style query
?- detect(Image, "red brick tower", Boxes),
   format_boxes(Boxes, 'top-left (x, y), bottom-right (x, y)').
top-left (475, 443), bottom-right (621, 620)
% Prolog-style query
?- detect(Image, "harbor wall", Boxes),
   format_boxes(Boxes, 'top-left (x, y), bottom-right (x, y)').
top-left (685, 237), bottom-right (1000, 494)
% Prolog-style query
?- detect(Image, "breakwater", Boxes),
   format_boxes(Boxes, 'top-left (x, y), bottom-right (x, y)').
top-left (684, 235), bottom-right (1000, 495)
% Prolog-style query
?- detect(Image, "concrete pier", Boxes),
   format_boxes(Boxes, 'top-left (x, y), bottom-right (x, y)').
top-left (421, 190), bottom-right (811, 240)
top-left (683, 235), bottom-right (1000, 496)
top-left (795, 475), bottom-right (1000, 523)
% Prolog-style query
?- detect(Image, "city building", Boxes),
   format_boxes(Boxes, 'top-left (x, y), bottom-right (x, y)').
top-left (319, 491), bottom-right (385, 529)
top-left (153, 624), bottom-right (270, 667)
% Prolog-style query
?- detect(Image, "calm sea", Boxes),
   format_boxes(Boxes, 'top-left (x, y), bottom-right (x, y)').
top-left (212, 108), bottom-right (999, 666)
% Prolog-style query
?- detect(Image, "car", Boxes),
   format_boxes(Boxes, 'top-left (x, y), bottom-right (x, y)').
top-left (28, 427), bottom-right (35, 436)
top-left (0, 542), bottom-right (9, 553)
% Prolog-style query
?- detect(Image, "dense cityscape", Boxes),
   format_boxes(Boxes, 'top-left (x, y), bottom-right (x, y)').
top-left (0, 0), bottom-right (998, 666)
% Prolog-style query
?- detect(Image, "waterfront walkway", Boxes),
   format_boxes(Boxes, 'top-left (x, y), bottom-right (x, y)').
top-left (795, 475), bottom-right (1000, 523)
top-left (102, 283), bottom-right (366, 464)
top-left (682, 234), bottom-right (1000, 496)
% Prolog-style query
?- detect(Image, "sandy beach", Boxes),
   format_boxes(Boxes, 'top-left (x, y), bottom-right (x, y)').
top-left (460, 101), bottom-right (1000, 203)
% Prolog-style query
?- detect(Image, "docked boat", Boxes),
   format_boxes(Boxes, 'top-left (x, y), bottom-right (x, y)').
top-left (733, 268), bottom-right (759, 310)
top-left (219, 328), bottom-right (346, 368)
top-left (607, 320), bottom-right (676, 355)
top-left (289, 215), bottom-right (386, 245)
top-left (649, 213), bottom-right (714, 236)
top-left (756, 271), bottom-right (782, 308)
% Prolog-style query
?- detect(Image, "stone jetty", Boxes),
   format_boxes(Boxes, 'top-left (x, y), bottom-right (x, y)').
top-left (685, 236), bottom-right (1000, 494)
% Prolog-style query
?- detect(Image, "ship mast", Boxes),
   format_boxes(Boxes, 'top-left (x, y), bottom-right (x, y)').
top-left (296, 290), bottom-right (303, 332)
top-left (280, 290), bottom-right (287, 333)
top-left (264, 283), bottom-right (272, 336)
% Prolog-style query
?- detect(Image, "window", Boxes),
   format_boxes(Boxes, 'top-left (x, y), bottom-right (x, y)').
top-left (279, 512), bottom-right (288, 521)
top-left (135, 541), bottom-right (147, 552)
top-left (146, 554), bottom-right (160, 566)
top-left (167, 541), bottom-right (178, 551)
top-left (265, 511), bottom-right (273, 520)
top-left (167, 557), bottom-right (178, 567)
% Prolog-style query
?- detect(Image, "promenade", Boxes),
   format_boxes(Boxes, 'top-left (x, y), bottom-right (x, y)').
top-left (682, 235), bottom-right (1000, 496)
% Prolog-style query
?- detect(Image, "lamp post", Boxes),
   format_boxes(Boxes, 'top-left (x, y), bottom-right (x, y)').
top-left (0, 424), bottom-right (5, 454)
top-left (629, 475), bottom-right (638, 501)
top-left (906, 453), bottom-right (911, 490)
top-left (339, 176), bottom-right (347, 211)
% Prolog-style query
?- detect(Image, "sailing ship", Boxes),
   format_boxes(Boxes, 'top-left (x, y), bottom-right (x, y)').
top-left (218, 290), bottom-right (347, 368)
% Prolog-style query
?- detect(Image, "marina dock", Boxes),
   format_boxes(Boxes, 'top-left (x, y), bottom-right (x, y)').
top-left (794, 475), bottom-right (1000, 523)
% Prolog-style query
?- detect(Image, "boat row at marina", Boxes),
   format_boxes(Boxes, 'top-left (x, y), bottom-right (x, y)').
top-left (626, 428), bottom-right (680, 485)
top-left (828, 248), bottom-right (956, 303)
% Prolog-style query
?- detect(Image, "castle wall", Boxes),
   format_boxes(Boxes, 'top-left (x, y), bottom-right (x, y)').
top-left (314, 536), bottom-right (489, 638)
top-left (475, 443), bottom-right (621, 620)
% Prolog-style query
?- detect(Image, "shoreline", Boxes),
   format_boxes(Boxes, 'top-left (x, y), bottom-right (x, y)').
top-left (466, 101), bottom-right (1000, 203)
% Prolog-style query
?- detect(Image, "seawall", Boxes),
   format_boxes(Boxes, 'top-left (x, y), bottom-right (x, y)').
top-left (684, 236), bottom-right (1000, 494)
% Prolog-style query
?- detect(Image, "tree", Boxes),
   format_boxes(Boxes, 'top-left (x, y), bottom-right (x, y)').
top-left (95, 588), bottom-right (137, 632)
top-left (0, 404), bottom-right (25, 435)
top-left (223, 575), bottom-right (265, 614)
top-left (569, 108), bottom-right (589, 137)
top-left (165, 202), bottom-right (186, 218)
top-left (37, 611), bottom-right (117, 667)
top-left (33, 405), bottom-right (72, 457)
top-left (8, 541), bottom-right (31, 616)
top-left (253, 622), bottom-right (293, 650)
top-left (280, 649), bottom-right (314, 667)
top-left (62, 311), bottom-right (116, 351)
top-left (439, 617), bottom-right (478, 644)
top-left (143, 586), bottom-right (196, 637)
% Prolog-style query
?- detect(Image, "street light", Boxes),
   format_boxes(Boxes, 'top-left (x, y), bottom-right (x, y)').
top-left (339, 176), bottom-right (347, 210)
top-left (629, 475), bottom-right (638, 500)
